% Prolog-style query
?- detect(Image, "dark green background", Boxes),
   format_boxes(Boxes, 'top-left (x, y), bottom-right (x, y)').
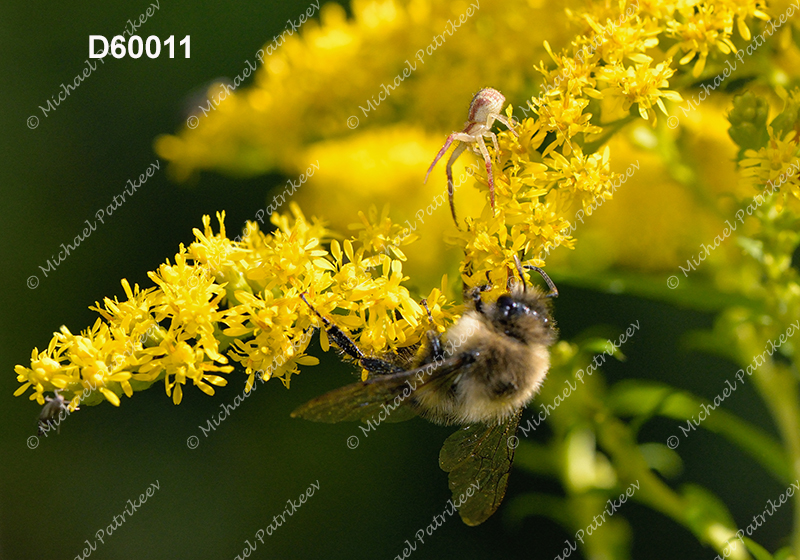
top-left (1, 1), bottom-right (788, 558)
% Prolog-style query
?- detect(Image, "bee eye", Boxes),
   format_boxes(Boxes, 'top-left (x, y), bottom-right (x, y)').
top-left (496, 295), bottom-right (515, 319)
top-left (497, 295), bottom-right (534, 321)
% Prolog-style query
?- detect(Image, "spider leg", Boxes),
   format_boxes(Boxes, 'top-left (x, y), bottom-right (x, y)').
top-left (487, 131), bottom-right (499, 156)
top-left (492, 114), bottom-right (519, 137)
top-left (445, 142), bottom-right (468, 226)
top-left (425, 133), bottom-right (460, 184)
top-left (474, 136), bottom-right (496, 211)
top-left (538, 104), bottom-right (575, 154)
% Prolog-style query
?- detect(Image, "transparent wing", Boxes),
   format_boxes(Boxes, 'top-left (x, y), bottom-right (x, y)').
top-left (439, 409), bottom-right (522, 526)
top-left (290, 356), bottom-right (467, 424)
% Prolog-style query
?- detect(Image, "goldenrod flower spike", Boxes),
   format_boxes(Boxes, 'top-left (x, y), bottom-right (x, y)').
top-left (15, 204), bottom-right (454, 410)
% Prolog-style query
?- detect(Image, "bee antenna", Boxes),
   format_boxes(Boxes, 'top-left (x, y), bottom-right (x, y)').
top-left (516, 257), bottom-right (559, 298)
top-left (512, 255), bottom-right (527, 293)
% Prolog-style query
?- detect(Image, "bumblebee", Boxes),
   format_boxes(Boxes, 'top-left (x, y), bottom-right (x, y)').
top-left (292, 257), bottom-right (558, 525)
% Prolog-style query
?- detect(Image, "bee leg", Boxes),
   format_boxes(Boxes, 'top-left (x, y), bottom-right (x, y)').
top-left (300, 293), bottom-right (361, 357)
top-left (360, 357), bottom-right (404, 375)
top-left (426, 330), bottom-right (445, 362)
top-left (492, 379), bottom-right (519, 397)
top-left (419, 298), bottom-right (445, 362)
top-left (38, 418), bottom-right (56, 436)
top-left (468, 284), bottom-right (493, 315)
top-left (421, 298), bottom-right (434, 323)
top-left (300, 293), bottom-right (403, 376)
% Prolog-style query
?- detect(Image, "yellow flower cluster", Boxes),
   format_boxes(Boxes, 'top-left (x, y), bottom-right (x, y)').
top-left (15, 206), bottom-right (453, 408)
top-left (154, 0), bottom-right (776, 282)
top-left (449, 124), bottom-right (617, 291)
top-left (665, 1), bottom-right (769, 77)
top-left (739, 88), bottom-right (800, 214)
top-left (16, 0), bottom-right (785, 410)
top-left (153, 0), bottom-right (562, 181)
top-left (155, 0), bottom-right (771, 179)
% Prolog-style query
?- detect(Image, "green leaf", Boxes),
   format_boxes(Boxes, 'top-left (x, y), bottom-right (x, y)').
top-left (773, 545), bottom-right (794, 560)
top-left (681, 484), bottom-right (737, 533)
top-left (513, 439), bottom-right (560, 478)
top-left (549, 270), bottom-right (759, 312)
top-left (743, 537), bottom-right (776, 560)
top-left (503, 492), bottom-right (570, 529)
top-left (637, 442), bottom-right (683, 478)
top-left (580, 336), bottom-right (625, 359)
top-left (607, 380), bottom-right (792, 484)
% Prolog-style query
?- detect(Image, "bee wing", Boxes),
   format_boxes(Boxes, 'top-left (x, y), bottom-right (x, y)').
top-left (291, 356), bottom-right (467, 424)
top-left (439, 409), bottom-right (522, 526)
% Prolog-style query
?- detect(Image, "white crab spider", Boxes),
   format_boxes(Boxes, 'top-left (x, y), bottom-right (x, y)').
top-left (424, 87), bottom-right (518, 226)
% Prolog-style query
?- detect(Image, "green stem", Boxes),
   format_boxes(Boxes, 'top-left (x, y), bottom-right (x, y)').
top-left (595, 413), bottom-right (751, 559)
top-left (750, 362), bottom-right (800, 557)
top-left (607, 379), bottom-right (792, 484)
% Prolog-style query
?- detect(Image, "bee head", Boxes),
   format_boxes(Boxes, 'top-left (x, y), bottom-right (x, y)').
top-left (486, 256), bottom-right (558, 345)
top-left (491, 287), bottom-right (556, 345)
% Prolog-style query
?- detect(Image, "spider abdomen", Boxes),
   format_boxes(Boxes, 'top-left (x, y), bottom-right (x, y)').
top-left (468, 88), bottom-right (506, 124)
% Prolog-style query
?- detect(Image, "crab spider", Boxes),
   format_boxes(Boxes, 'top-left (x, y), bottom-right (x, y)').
top-left (424, 87), bottom-right (518, 226)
